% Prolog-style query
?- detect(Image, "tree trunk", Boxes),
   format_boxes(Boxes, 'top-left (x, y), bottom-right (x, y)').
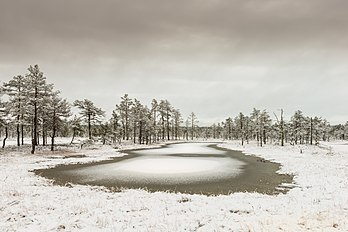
top-left (16, 124), bottom-right (20, 147)
top-left (280, 109), bottom-right (284, 147)
top-left (191, 119), bottom-right (194, 140)
top-left (113, 119), bottom-right (118, 144)
top-left (153, 110), bottom-right (156, 142)
top-left (166, 112), bottom-right (170, 140)
top-left (51, 111), bottom-right (56, 151)
top-left (70, 129), bottom-right (76, 145)
top-left (21, 124), bottom-right (24, 145)
top-left (16, 114), bottom-right (20, 146)
top-left (2, 126), bottom-right (8, 148)
top-left (310, 117), bottom-right (313, 145)
top-left (31, 88), bottom-right (38, 154)
top-left (139, 121), bottom-right (143, 144)
top-left (122, 122), bottom-right (125, 140)
top-left (16, 98), bottom-right (21, 146)
top-left (228, 123), bottom-right (231, 140)
top-left (133, 122), bottom-right (136, 144)
top-left (51, 129), bottom-right (56, 151)
top-left (125, 107), bottom-right (129, 140)
top-left (88, 113), bottom-right (91, 140)
top-left (162, 116), bottom-right (165, 140)
top-left (42, 122), bottom-right (46, 146)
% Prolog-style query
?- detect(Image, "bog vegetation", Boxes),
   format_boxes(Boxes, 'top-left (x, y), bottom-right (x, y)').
top-left (1, 65), bottom-right (347, 153)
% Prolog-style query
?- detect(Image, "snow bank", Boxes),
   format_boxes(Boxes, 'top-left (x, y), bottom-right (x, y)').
top-left (1, 140), bottom-right (347, 231)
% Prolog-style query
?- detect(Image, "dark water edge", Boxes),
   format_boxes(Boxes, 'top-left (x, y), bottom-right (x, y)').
top-left (34, 143), bottom-right (294, 196)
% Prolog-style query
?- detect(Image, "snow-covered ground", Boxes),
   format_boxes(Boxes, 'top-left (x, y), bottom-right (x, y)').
top-left (0, 138), bottom-right (347, 231)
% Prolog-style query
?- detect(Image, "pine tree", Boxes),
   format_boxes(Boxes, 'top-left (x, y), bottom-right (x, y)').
top-left (250, 108), bottom-right (261, 144)
top-left (73, 99), bottom-right (105, 140)
top-left (99, 122), bottom-right (111, 145)
top-left (225, 117), bottom-right (233, 140)
top-left (260, 110), bottom-right (272, 146)
top-left (48, 92), bottom-right (70, 151)
top-left (111, 110), bottom-right (120, 144)
top-left (2, 75), bottom-right (26, 146)
top-left (25, 65), bottom-right (52, 154)
top-left (0, 96), bottom-right (12, 148)
top-left (173, 109), bottom-right (182, 140)
top-left (39, 84), bottom-right (55, 146)
top-left (150, 99), bottom-right (158, 143)
top-left (290, 110), bottom-right (306, 144)
top-left (237, 112), bottom-right (245, 145)
top-left (188, 112), bottom-right (198, 140)
top-left (70, 115), bottom-right (83, 144)
top-left (158, 100), bottom-right (172, 140)
top-left (185, 119), bottom-right (189, 140)
top-left (131, 99), bottom-right (142, 144)
top-left (117, 94), bottom-right (133, 140)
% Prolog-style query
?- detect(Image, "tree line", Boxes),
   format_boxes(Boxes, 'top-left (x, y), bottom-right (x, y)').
top-left (0, 65), bottom-right (200, 153)
top-left (204, 109), bottom-right (348, 146)
top-left (1, 65), bottom-right (348, 153)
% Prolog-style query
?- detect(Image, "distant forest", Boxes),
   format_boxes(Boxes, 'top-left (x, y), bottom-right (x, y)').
top-left (1, 65), bottom-right (347, 153)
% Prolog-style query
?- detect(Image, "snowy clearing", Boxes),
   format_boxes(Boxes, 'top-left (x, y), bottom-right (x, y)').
top-left (0, 139), bottom-right (347, 231)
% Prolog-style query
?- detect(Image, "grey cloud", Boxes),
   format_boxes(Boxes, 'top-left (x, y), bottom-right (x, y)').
top-left (0, 0), bottom-right (347, 124)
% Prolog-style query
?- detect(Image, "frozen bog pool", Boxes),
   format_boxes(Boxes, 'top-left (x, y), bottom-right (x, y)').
top-left (36, 143), bottom-right (293, 195)
top-left (116, 157), bottom-right (224, 174)
top-left (130, 143), bottom-right (226, 155)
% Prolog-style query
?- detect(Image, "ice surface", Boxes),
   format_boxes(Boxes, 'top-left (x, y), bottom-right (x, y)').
top-left (115, 157), bottom-right (223, 174)
top-left (70, 156), bottom-right (244, 184)
top-left (69, 143), bottom-right (244, 184)
top-left (131, 142), bottom-right (225, 155)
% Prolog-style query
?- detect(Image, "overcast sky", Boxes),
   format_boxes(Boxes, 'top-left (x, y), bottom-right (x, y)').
top-left (0, 0), bottom-right (347, 125)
